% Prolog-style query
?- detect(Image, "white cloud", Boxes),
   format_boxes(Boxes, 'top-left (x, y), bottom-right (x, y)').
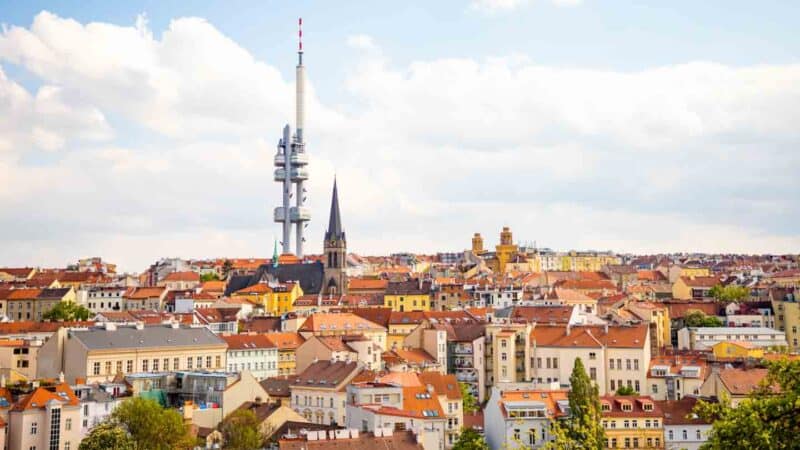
top-left (0, 11), bottom-right (798, 272)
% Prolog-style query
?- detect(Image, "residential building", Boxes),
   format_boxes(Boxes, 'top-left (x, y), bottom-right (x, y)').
top-left (194, 308), bottom-right (239, 334)
top-left (123, 287), bottom-right (167, 311)
top-left (485, 323), bottom-right (532, 387)
top-left (672, 277), bottom-right (719, 300)
top-left (232, 281), bottom-right (304, 316)
top-left (0, 338), bottom-right (42, 380)
top-left (676, 327), bottom-right (787, 351)
top-left (659, 397), bottom-right (712, 450)
top-left (699, 367), bottom-right (769, 406)
top-left (72, 382), bottom-right (128, 437)
top-left (297, 313), bottom-right (387, 351)
top-left (158, 271), bottom-right (201, 290)
top-left (443, 323), bottom-right (486, 402)
top-left (771, 288), bottom-right (800, 351)
top-left (7, 383), bottom-right (82, 450)
top-left (647, 355), bottom-right (708, 401)
top-left (290, 360), bottom-right (366, 425)
top-left (530, 324), bottom-right (651, 395)
top-left (384, 279), bottom-right (432, 312)
top-left (82, 286), bottom-right (126, 313)
top-left (265, 332), bottom-right (305, 376)
top-left (418, 372), bottom-right (464, 448)
top-left (35, 287), bottom-right (77, 320)
top-left (600, 395), bottom-right (664, 449)
top-left (37, 323), bottom-right (227, 384)
top-left (295, 335), bottom-right (382, 373)
top-left (279, 429), bottom-right (424, 450)
top-left (222, 334), bottom-right (279, 380)
top-left (484, 387), bottom-right (569, 450)
top-left (711, 341), bottom-right (764, 360)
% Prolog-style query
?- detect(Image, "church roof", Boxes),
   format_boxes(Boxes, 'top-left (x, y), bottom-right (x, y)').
top-left (325, 179), bottom-right (345, 242)
top-left (224, 262), bottom-right (324, 296)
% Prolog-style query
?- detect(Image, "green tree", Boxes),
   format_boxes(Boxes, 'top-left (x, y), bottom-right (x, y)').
top-left (684, 309), bottom-right (723, 327)
top-left (694, 358), bottom-right (800, 450)
top-left (200, 272), bottom-right (220, 282)
top-left (709, 284), bottom-right (750, 302)
top-left (43, 301), bottom-right (91, 321)
top-left (453, 427), bottom-right (489, 450)
top-left (545, 357), bottom-right (605, 450)
top-left (112, 397), bottom-right (194, 450)
top-left (78, 420), bottom-right (135, 450)
top-left (460, 382), bottom-right (478, 414)
top-left (221, 409), bottom-right (265, 450)
top-left (615, 385), bottom-right (638, 396)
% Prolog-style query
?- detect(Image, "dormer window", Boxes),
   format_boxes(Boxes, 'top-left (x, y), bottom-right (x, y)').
top-left (601, 402), bottom-right (611, 412)
top-left (621, 403), bottom-right (632, 412)
top-left (642, 403), bottom-right (653, 412)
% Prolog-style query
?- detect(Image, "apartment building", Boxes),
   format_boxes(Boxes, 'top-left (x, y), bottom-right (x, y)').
top-left (530, 324), bottom-right (651, 395)
top-left (7, 383), bottom-right (82, 450)
top-left (600, 396), bottom-right (664, 449)
top-left (647, 355), bottom-right (708, 401)
top-left (295, 335), bottom-right (381, 373)
top-left (290, 360), bottom-right (366, 426)
top-left (264, 332), bottom-right (305, 376)
top-left (37, 323), bottom-right (227, 384)
top-left (297, 313), bottom-right (387, 352)
top-left (485, 322), bottom-right (533, 387)
top-left (676, 327), bottom-right (787, 351)
top-left (484, 387), bottom-right (569, 450)
top-left (222, 334), bottom-right (279, 380)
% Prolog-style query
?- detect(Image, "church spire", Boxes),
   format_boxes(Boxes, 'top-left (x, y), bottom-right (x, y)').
top-left (325, 178), bottom-right (345, 242)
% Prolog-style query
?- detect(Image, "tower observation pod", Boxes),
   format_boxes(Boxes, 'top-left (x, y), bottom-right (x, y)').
top-left (274, 17), bottom-right (310, 257)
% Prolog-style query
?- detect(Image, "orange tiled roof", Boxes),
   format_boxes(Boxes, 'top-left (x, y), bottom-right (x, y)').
top-left (0, 268), bottom-right (34, 278)
top-left (376, 372), bottom-right (423, 387)
top-left (222, 334), bottom-right (276, 350)
top-left (679, 276), bottom-right (720, 288)
top-left (13, 383), bottom-right (80, 411)
top-left (163, 271), bottom-right (200, 282)
top-left (264, 332), bottom-right (305, 350)
top-left (298, 313), bottom-right (385, 332)
top-left (233, 283), bottom-right (273, 295)
top-left (124, 287), bottom-right (165, 299)
top-left (559, 279), bottom-right (617, 291)
top-left (717, 368), bottom-right (770, 395)
top-left (637, 270), bottom-right (666, 282)
top-left (599, 395), bottom-right (662, 418)
top-left (349, 278), bottom-right (389, 290)
top-left (531, 324), bottom-right (648, 348)
top-left (499, 390), bottom-right (569, 419)
top-left (201, 280), bottom-right (226, 292)
top-left (7, 288), bottom-right (42, 300)
top-left (401, 386), bottom-right (445, 418)
top-left (418, 372), bottom-right (461, 400)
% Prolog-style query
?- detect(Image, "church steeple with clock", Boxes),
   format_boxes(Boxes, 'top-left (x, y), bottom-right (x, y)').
top-left (323, 178), bottom-right (347, 295)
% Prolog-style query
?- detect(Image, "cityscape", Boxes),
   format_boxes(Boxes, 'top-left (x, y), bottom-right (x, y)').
top-left (1, 2), bottom-right (799, 450)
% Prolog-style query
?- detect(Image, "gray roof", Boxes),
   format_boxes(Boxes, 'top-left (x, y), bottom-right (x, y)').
top-left (69, 325), bottom-right (226, 351)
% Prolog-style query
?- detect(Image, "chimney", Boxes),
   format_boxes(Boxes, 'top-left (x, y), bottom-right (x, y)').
top-left (59, 372), bottom-right (65, 383)
top-left (183, 401), bottom-right (193, 423)
top-left (565, 324), bottom-right (571, 336)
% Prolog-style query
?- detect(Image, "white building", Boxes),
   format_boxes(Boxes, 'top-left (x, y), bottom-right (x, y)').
top-left (484, 385), bottom-right (569, 450)
top-left (221, 334), bottom-right (278, 380)
top-left (82, 286), bottom-right (126, 313)
top-left (662, 397), bottom-right (712, 450)
top-left (72, 382), bottom-right (128, 437)
top-left (677, 327), bottom-right (787, 351)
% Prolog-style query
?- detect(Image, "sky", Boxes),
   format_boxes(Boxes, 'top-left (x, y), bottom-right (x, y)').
top-left (1, 0), bottom-right (799, 272)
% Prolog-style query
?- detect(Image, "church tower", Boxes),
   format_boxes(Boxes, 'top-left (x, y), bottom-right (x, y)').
top-left (323, 179), bottom-right (347, 295)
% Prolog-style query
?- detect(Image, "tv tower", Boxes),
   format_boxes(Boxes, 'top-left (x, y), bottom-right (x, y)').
top-left (274, 18), bottom-right (310, 257)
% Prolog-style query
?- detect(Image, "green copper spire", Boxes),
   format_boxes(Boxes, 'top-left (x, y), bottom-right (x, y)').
top-left (272, 239), bottom-right (279, 268)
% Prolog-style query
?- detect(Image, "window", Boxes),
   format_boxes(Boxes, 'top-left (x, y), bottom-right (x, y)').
top-left (142, 360), bottom-right (148, 372)
top-left (624, 420), bottom-right (630, 429)
top-left (215, 356), bottom-right (221, 368)
top-left (652, 384), bottom-right (658, 394)
top-left (632, 438), bottom-right (639, 448)
top-left (546, 358), bottom-right (551, 369)
top-left (174, 358), bottom-right (180, 370)
top-left (502, 353), bottom-right (507, 361)
top-left (696, 429), bottom-right (701, 439)
top-left (610, 359), bottom-right (615, 369)
top-left (31, 422), bottom-right (38, 435)
top-left (513, 429), bottom-right (520, 441)
top-left (626, 359), bottom-right (632, 370)
top-left (164, 358), bottom-right (169, 370)
top-left (683, 429), bottom-right (688, 440)
top-left (553, 358), bottom-right (558, 369)
top-left (610, 380), bottom-right (616, 390)
top-left (624, 437), bottom-right (630, 448)
top-left (93, 362), bottom-right (100, 375)
top-left (589, 352), bottom-right (596, 360)
top-left (635, 380), bottom-right (640, 392)
top-left (589, 367), bottom-right (596, 380)
top-left (187, 357), bottom-right (193, 369)
top-left (116, 361), bottom-right (123, 374)
top-left (152, 359), bottom-right (159, 372)
top-left (127, 360), bottom-right (133, 373)
top-left (634, 359), bottom-right (639, 370)
top-left (197, 356), bottom-right (203, 368)
top-left (65, 444), bottom-right (70, 450)
top-left (65, 418), bottom-right (72, 431)
top-left (104, 361), bottom-right (112, 374)
top-left (206, 356), bottom-right (212, 368)
top-left (617, 358), bottom-right (622, 369)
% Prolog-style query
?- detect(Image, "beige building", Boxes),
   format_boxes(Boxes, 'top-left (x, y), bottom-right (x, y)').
top-left (7, 383), bottom-right (82, 450)
top-left (772, 289), bottom-right (800, 351)
top-left (290, 360), bottom-right (366, 426)
top-left (295, 335), bottom-right (382, 373)
top-left (37, 323), bottom-right (227, 383)
top-left (647, 355), bottom-right (709, 401)
top-left (297, 313), bottom-right (387, 352)
top-left (0, 339), bottom-right (42, 380)
top-left (530, 324), bottom-right (651, 395)
top-left (699, 367), bottom-right (769, 407)
top-left (122, 287), bottom-right (167, 310)
top-left (485, 323), bottom-right (533, 387)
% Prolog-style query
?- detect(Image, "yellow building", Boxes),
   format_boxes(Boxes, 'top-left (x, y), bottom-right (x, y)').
top-left (601, 396), bottom-right (664, 449)
top-left (387, 311), bottom-right (426, 350)
top-left (297, 312), bottom-right (387, 351)
top-left (559, 251), bottom-right (622, 272)
top-left (672, 276), bottom-right (719, 300)
top-left (384, 279), bottom-right (432, 312)
top-left (772, 290), bottom-right (800, 351)
top-left (265, 332), bottom-right (305, 376)
top-left (711, 341), bottom-right (764, 359)
top-left (232, 281), bottom-right (303, 315)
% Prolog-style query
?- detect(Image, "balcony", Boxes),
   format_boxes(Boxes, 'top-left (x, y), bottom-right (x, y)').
top-left (274, 153), bottom-right (286, 167)
top-left (455, 371), bottom-right (478, 382)
top-left (453, 358), bottom-right (474, 369)
top-left (452, 344), bottom-right (474, 355)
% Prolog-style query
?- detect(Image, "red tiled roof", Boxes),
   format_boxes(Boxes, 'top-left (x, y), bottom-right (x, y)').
top-left (13, 383), bottom-right (80, 411)
top-left (531, 324), bottom-right (648, 348)
top-left (264, 332), bottom-right (305, 350)
top-left (222, 334), bottom-right (276, 350)
top-left (163, 271), bottom-right (200, 282)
